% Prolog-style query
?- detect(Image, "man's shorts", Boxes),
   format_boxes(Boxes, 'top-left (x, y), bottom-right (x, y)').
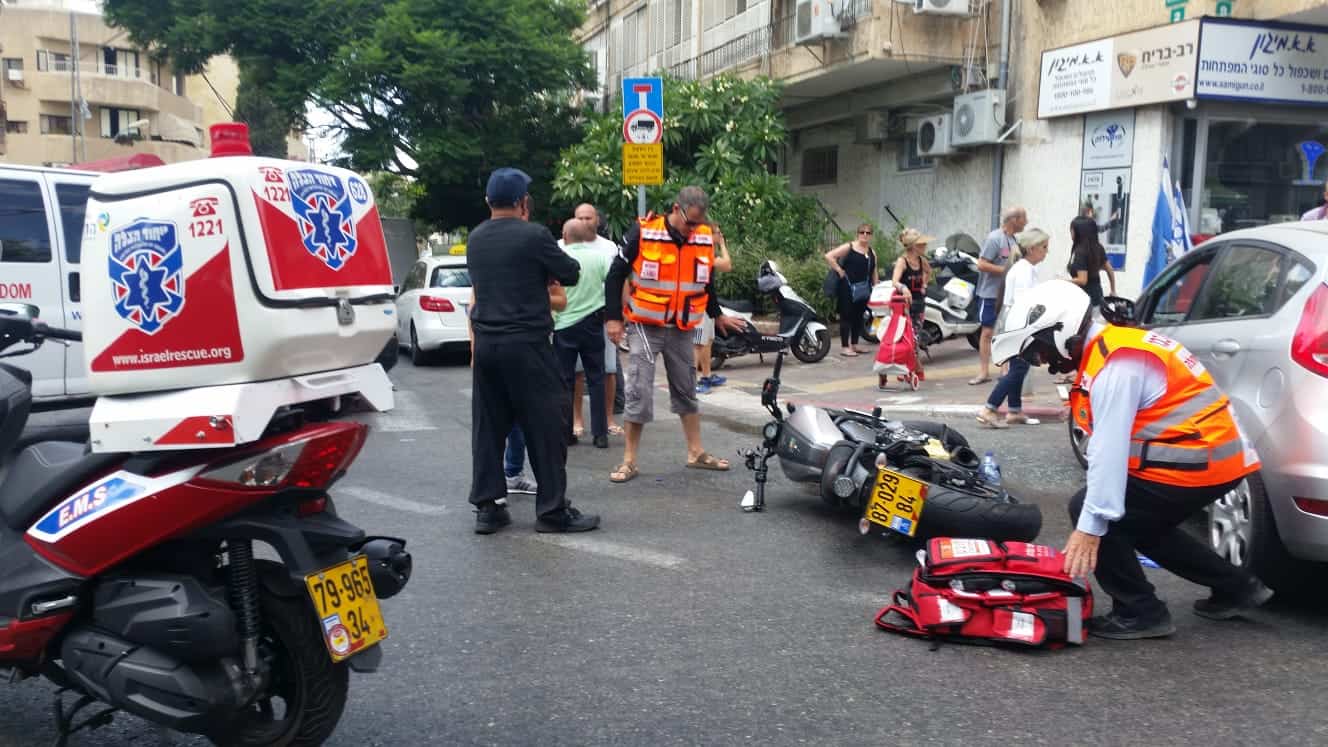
top-left (692, 315), bottom-right (715, 346)
top-left (575, 327), bottom-right (619, 375)
top-left (979, 297), bottom-right (1000, 328)
top-left (623, 322), bottom-right (698, 424)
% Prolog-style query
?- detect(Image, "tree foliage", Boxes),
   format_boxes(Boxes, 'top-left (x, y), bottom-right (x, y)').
top-left (104, 0), bottom-right (593, 227)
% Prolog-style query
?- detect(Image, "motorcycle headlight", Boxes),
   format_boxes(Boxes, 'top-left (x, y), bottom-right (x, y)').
top-left (762, 422), bottom-right (780, 441)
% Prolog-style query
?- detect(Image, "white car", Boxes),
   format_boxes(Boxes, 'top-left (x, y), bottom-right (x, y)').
top-left (395, 254), bottom-right (473, 364)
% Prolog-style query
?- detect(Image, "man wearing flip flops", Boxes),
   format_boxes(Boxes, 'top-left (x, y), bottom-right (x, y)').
top-left (604, 186), bottom-right (746, 483)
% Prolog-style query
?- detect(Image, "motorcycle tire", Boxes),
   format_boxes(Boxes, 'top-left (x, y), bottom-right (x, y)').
top-left (860, 309), bottom-right (878, 344)
top-left (208, 591), bottom-right (349, 746)
top-left (966, 331), bottom-right (982, 350)
top-left (792, 328), bottom-right (832, 364)
top-left (913, 481), bottom-right (1043, 543)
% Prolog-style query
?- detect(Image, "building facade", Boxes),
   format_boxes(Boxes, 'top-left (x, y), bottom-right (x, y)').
top-left (580, 0), bottom-right (1328, 297)
top-left (0, 0), bottom-right (207, 166)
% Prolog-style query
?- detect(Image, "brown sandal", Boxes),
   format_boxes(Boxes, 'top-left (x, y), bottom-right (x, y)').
top-left (686, 452), bottom-right (730, 471)
top-left (610, 463), bottom-right (639, 483)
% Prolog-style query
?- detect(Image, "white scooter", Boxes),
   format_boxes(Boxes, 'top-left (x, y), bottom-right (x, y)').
top-left (866, 245), bottom-right (982, 351)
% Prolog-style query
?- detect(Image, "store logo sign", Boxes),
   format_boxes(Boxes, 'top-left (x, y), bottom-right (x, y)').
top-left (1297, 141), bottom-right (1326, 185)
top-left (1092, 123), bottom-right (1128, 150)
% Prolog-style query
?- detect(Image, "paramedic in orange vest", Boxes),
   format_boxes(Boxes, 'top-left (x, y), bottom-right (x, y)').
top-left (991, 279), bottom-right (1271, 640)
top-left (604, 186), bottom-right (746, 483)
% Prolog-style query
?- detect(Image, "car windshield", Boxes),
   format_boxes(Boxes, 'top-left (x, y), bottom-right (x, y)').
top-left (430, 267), bottom-right (470, 288)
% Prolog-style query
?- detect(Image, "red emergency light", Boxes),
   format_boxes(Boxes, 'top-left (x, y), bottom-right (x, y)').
top-left (210, 122), bottom-right (253, 157)
top-left (68, 153), bottom-right (167, 173)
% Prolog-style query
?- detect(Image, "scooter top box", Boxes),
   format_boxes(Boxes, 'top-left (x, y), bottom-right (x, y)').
top-left (80, 124), bottom-right (396, 396)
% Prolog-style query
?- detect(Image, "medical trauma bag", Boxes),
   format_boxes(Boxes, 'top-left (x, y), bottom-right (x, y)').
top-left (874, 537), bottom-right (1093, 648)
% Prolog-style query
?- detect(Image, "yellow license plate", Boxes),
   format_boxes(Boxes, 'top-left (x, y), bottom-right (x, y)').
top-left (304, 556), bottom-right (388, 662)
top-left (864, 467), bottom-right (929, 537)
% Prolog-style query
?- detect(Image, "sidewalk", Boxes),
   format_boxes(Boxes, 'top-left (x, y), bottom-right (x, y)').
top-left (696, 335), bottom-right (1070, 423)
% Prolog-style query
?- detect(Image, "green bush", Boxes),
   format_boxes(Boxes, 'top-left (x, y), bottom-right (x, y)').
top-left (713, 245), bottom-right (839, 321)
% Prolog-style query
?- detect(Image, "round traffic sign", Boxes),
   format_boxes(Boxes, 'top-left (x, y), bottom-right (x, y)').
top-left (623, 109), bottom-right (663, 144)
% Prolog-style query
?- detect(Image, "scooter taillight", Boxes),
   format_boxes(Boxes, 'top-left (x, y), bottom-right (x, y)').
top-left (198, 423), bottom-right (369, 491)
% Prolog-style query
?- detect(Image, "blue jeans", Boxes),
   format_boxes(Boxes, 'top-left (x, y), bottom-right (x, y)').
top-left (504, 425), bottom-right (525, 478)
top-left (986, 357), bottom-right (1029, 412)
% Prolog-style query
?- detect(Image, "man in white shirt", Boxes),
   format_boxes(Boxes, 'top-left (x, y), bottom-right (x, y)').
top-left (992, 280), bottom-right (1271, 640)
top-left (1301, 181), bottom-right (1328, 221)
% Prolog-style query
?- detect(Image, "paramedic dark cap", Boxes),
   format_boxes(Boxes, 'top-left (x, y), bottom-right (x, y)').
top-left (485, 168), bottom-right (532, 207)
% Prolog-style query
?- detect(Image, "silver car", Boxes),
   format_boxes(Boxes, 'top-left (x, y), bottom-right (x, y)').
top-left (1071, 221), bottom-right (1328, 592)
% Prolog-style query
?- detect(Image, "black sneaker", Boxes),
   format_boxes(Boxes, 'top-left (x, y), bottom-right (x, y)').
top-left (1194, 579), bottom-right (1274, 621)
top-left (593, 435), bottom-right (609, 449)
top-left (535, 506), bottom-right (600, 533)
top-left (1087, 610), bottom-right (1176, 640)
top-left (474, 502), bottom-right (512, 535)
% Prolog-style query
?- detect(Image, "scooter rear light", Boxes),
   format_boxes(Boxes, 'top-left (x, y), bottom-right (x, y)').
top-left (420, 296), bottom-right (455, 312)
top-left (199, 424), bottom-right (368, 491)
top-left (1293, 497), bottom-right (1328, 517)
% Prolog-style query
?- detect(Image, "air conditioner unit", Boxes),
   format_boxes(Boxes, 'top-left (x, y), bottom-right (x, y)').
top-left (951, 88), bottom-right (1006, 147)
top-left (916, 114), bottom-right (954, 157)
top-left (914, 0), bottom-right (973, 16)
top-left (795, 0), bottom-right (846, 44)
top-left (5, 68), bottom-right (23, 83)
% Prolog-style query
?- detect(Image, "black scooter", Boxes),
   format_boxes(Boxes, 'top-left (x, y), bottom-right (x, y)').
top-left (712, 259), bottom-right (831, 368)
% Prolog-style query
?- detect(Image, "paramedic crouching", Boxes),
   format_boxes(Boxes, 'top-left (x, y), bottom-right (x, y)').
top-left (991, 280), bottom-right (1271, 639)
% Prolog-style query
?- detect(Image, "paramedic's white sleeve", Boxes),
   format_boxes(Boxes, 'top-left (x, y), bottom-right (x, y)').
top-left (1079, 350), bottom-right (1168, 536)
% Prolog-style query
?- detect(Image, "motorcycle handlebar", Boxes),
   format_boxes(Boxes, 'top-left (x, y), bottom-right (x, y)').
top-left (34, 322), bottom-right (82, 343)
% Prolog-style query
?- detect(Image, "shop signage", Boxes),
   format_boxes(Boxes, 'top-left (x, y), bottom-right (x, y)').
top-left (1038, 20), bottom-right (1200, 119)
top-left (1196, 18), bottom-right (1328, 106)
top-left (1082, 110), bottom-right (1136, 170)
top-left (1167, 1), bottom-right (1235, 24)
top-left (1081, 111), bottom-right (1135, 267)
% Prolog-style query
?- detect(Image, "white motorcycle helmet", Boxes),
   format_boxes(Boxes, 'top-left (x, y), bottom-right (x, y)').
top-left (991, 279), bottom-right (1092, 375)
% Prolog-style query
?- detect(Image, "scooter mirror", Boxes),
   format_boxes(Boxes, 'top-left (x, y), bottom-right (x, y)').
top-left (0, 303), bottom-right (38, 320)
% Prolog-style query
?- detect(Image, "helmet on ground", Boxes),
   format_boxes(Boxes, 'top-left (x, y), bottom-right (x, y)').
top-left (991, 279), bottom-right (1091, 374)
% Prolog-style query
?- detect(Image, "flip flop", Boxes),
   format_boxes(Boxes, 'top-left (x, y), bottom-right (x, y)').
top-left (967, 377), bottom-right (991, 386)
top-left (608, 424), bottom-right (625, 436)
top-left (686, 452), bottom-right (730, 471)
top-left (610, 463), bottom-right (638, 483)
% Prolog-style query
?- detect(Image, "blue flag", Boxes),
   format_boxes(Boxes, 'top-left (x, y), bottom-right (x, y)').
top-left (1144, 158), bottom-right (1192, 288)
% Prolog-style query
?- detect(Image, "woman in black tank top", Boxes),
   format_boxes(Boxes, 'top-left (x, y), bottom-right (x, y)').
top-left (893, 228), bottom-right (934, 328)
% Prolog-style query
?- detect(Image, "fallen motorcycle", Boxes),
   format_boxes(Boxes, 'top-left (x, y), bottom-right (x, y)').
top-left (740, 353), bottom-right (1041, 542)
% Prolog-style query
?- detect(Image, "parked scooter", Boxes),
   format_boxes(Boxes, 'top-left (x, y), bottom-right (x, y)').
top-left (713, 259), bottom-right (831, 368)
top-left (0, 306), bottom-right (411, 745)
top-left (866, 235), bottom-right (983, 350)
top-left (739, 353), bottom-right (1041, 542)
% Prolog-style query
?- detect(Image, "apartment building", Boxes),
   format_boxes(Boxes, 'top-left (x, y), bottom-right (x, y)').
top-left (581, 0), bottom-right (1328, 296)
top-left (0, 0), bottom-right (209, 166)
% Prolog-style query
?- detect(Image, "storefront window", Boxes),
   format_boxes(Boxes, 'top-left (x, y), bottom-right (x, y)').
top-left (1198, 121), bottom-right (1328, 234)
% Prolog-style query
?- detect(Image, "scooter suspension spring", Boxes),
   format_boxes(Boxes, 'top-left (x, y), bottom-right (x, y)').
top-left (228, 540), bottom-right (261, 672)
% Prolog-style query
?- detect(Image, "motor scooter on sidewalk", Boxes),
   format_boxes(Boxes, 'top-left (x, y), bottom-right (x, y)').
top-left (713, 259), bottom-right (831, 368)
top-left (866, 235), bottom-right (983, 350)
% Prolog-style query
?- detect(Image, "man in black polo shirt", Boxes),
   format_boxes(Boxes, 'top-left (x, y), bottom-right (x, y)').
top-left (467, 168), bottom-right (600, 534)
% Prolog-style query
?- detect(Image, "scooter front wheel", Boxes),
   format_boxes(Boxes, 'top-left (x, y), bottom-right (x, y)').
top-left (792, 328), bottom-right (831, 364)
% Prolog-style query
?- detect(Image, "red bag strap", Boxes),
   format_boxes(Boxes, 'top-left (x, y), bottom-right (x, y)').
top-left (873, 591), bottom-right (930, 638)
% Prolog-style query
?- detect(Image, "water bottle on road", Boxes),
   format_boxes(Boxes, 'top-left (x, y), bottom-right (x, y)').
top-left (979, 451), bottom-right (1002, 486)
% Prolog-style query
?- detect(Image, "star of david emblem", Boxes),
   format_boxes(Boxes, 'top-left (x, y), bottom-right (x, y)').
top-left (108, 219), bottom-right (185, 335)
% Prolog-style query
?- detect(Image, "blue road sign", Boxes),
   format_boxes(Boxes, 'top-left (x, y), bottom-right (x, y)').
top-left (622, 77), bottom-right (664, 121)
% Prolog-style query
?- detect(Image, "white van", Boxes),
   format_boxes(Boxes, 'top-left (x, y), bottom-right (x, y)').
top-left (0, 164), bottom-right (99, 405)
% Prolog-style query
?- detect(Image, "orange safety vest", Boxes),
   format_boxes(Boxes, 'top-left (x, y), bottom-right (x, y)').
top-left (1070, 326), bottom-right (1259, 488)
top-left (623, 215), bottom-right (714, 331)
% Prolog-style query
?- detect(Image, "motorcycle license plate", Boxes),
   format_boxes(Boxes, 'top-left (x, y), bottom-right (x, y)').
top-left (304, 556), bottom-right (388, 662)
top-left (864, 468), bottom-right (929, 537)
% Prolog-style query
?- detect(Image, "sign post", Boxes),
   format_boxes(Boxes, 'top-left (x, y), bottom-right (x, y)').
top-left (621, 77), bottom-right (664, 217)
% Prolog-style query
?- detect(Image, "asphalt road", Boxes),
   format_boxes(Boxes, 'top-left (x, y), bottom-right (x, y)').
top-left (2, 356), bottom-right (1326, 745)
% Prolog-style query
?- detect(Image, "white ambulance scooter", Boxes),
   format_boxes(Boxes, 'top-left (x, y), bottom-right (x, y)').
top-left (0, 124), bottom-right (411, 746)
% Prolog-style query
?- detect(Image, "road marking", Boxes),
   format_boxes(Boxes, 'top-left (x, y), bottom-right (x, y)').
top-left (369, 389), bottom-right (440, 432)
top-left (529, 535), bottom-right (686, 569)
top-left (338, 485), bottom-right (447, 515)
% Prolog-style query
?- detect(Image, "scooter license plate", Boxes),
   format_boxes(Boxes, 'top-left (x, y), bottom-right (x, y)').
top-left (864, 468), bottom-right (929, 537)
top-left (304, 556), bottom-right (389, 662)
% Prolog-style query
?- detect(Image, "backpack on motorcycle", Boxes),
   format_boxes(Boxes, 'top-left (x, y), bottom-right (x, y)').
top-left (874, 537), bottom-right (1093, 648)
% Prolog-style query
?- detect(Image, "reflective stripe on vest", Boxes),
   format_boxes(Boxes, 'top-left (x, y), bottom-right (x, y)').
top-left (623, 215), bottom-right (714, 331)
top-left (1072, 326), bottom-right (1259, 488)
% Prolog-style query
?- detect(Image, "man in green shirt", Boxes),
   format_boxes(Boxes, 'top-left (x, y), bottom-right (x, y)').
top-left (554, 218), bottom-right (614, 448)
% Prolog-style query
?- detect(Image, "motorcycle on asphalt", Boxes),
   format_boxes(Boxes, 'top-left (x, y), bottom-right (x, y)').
top-left (739, 353), bottom-right (1041, 543)
top-left (866, 234), bottom-right (984, 352)
top-left (0, 305), bottom-right (411, 746)
top-left (713, 259), bottom-right (832, 369)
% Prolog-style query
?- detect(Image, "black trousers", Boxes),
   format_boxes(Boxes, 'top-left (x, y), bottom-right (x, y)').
top-left (469, 335), bottom-right (570, 519)
top-left (838, 287), bottom-right (868, 347)
top-left (554, 310), bottom-right (607, 440)
top-left (1069, 476), bottom-right (1254, 619)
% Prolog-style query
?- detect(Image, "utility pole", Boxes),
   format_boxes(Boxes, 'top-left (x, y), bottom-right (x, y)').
top-left (69, 12), bottom-right (79, 162)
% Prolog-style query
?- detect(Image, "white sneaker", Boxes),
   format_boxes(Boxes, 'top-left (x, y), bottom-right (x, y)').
top-left (505, 474), bottom-right (537, 495)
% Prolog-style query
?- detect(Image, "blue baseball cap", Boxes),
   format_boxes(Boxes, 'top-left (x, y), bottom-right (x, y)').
top-left (485, 167), bottom-right (532, 207)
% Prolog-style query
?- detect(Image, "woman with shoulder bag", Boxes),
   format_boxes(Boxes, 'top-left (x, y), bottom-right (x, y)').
top-left (824, 223), bottom-right (878, 356)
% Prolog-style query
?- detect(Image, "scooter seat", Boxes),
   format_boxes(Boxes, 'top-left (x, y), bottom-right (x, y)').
top-left (0, 442), bottom-right (125, 532)
top-left (720, 298), bottom-right (754, 314)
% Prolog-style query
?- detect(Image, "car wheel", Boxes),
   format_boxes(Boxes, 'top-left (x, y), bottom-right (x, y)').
top-left (409, 324), bottom-right (432, 366)
top-left (1208, 471), bottom-right (1320, 596)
